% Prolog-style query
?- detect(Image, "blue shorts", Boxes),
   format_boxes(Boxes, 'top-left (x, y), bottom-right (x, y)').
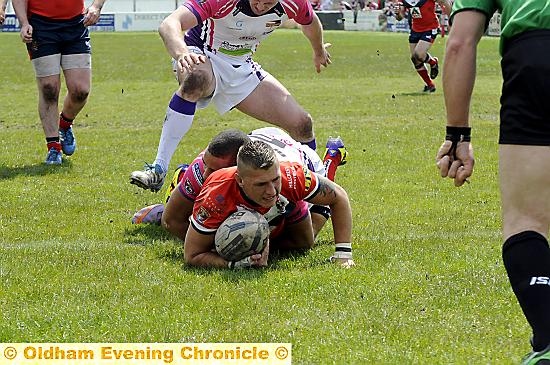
top-left (26, 14), bottom-right (90, 60)
top-left (408, 29), bottom-right (438, 44)
top-left (500, 30), bottom-right (550, 145)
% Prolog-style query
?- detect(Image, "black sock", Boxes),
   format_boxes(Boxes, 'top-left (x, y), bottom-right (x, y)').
top-left (503, 231), bottom-right (550, 351)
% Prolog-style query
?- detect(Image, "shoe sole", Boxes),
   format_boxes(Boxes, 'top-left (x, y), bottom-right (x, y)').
top-left (129, 177), bottom-right (163, 192)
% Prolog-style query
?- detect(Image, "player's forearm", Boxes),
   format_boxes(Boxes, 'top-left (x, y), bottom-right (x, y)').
top-left (12, 0), bottom-right (29, 25)
top-left (443, 13), bottom-right (485, 127)
top-left (185, 250), bottom-right (229, 268)
top-left (301, 14), bottom-right (325, 56)
top-left (329, 191), bottom-right (353, 244)
top-left (91, 0), bottom-right (106, 11)
top-left (159, 14), bottom-right (189, 60)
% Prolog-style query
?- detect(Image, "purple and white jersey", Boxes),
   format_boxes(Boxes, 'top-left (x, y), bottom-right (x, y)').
top-left (183, 0), bottom-right (315, 59)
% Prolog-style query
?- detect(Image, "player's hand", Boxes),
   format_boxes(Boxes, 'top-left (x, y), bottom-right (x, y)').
top-left (436, 140), bottom-right (474, 187)
top-left (314, 42), bottom-right (332, 73)
top-left (83, 4), bottom-right (102, 26)
top-left (176, 52), bottom-right (207, 74)
top-left (250, 239), bottom-right (270, 267)
top-left (329, 256), bottom-right (355, 268)
top-left (19, 24), bottom-right (33, 43)
top-left (0, 11), bottom-right (5, 26)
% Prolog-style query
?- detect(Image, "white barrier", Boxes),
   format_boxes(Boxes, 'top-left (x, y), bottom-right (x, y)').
top-left (1, 10), bottom-right (501, 35)
top-left (342, 10), bottom-right (410, 32)
top-left (114, 12), bottom-right (171, 31)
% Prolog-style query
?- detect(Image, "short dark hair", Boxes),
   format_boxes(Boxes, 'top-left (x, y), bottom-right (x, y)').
top-left (237, 140), bottom-right (277, 170)
top-left (207, 129), bottom-right (250, 159)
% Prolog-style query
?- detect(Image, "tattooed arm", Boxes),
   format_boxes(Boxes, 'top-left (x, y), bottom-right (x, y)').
top-left (307, 175), bottom-right (354, 267)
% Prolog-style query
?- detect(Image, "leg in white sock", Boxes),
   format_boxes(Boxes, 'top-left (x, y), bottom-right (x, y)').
top-left (153, 93), bottom-right (196, 172)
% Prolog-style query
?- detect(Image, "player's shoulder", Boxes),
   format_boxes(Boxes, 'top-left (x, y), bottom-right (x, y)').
top-left (186, 0), bottom-right (239, 16)
top-left (201, 166), bottom-right (238, 193)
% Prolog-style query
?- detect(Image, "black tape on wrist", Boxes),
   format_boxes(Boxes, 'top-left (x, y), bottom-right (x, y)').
top-left (445, 126), bottom-right (471, 142)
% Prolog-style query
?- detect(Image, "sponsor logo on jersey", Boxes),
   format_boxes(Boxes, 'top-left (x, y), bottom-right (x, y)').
top-left (184, 179), bottom-right (195, 195)
top-left (192, 164), bottom-right (204, 185)
top-left (196, 206), bottom-right (211, 224)
top-left (215, 194), bottom-right (225, 204)
top-left (411, 7), bottom-right (422, 18)
top-left (239, 36), bottom-right (258, 41)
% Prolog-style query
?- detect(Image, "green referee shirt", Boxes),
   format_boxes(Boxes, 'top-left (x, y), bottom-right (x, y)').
top-left (451, 0), bottom-right (550, 54)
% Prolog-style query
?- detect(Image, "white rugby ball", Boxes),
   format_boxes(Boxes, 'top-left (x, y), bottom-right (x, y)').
top-left (215, 209), bottom-right (270, 261)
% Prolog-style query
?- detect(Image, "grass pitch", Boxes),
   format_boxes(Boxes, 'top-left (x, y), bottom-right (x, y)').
top-left (0, 30), bottom-right (526, 363)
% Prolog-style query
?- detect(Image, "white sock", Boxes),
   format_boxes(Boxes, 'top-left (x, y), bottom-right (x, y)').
top-left (153, 93), bottom-right (196, 172)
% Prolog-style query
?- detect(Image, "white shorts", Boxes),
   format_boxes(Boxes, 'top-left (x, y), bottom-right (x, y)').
top-left (173, 47), bottom-right (269, 114)
top-left (32, 53), bottom-right (91, 78)
top-left (251, 127), bottom-right (325, 176)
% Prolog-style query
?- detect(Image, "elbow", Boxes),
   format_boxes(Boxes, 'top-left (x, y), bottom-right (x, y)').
top-left (161, 214), bottom-right (182, 239)
top-left (183, 252), bottom-right (194, 266)
top-left (158, 21), bottom-right (168, 37)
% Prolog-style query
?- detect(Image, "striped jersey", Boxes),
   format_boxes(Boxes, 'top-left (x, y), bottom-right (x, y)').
top-left (183, 0), bottom-right (314, 59)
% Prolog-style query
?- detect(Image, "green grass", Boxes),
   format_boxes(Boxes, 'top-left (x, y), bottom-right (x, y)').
top-left (0, 30), bottom-right (526, 363)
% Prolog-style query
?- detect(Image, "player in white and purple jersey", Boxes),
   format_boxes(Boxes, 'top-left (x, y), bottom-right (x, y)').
top-left (129, 0), bottom-right (332, 193)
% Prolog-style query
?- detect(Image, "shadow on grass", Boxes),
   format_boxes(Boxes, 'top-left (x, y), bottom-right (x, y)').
top-left (394, 90), bottom-right (435, 97)
top-left (0, 161), bottom-right (73, 179)
top-left (123, 224), bottom-right (333, 277)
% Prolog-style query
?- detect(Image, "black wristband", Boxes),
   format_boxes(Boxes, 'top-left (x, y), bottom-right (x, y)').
top-left (228, 261), bottom-right (235, 269)
top-left (445, 126), bottom-right (471, 142)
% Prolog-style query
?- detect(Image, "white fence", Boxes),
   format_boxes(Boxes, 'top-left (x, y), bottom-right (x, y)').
top-left (3, 0), bottom-right (180, 13)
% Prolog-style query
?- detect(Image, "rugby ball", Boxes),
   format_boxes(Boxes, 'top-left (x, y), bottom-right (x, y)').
top-left (215, 209), bottom-right (270, 261)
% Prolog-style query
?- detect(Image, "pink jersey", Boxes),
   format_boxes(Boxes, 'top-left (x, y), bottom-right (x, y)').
top-left (177, 151), bottom-right (207, 202)
top-left (183, 0), bottom-right (314, 58)
top-left (402, 0), bottom-right (440, 32)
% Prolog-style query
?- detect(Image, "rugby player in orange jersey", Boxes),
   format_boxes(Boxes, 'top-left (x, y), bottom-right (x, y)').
top-left (177, 140), bottom-right (354, 269)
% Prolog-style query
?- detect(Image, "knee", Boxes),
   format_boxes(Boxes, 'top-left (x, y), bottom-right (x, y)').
top-left (410, 55), bottom-right (423, 69)
top-left (71, 89), bottom-right (89, 104)
top-left (181, 69), bottom-right (212, 100)
top-left (40, 82), bottom-right (60, 104)
top-left (411, 51), bottom-right (426, 64)
top-left (294, 113), bottom-right (313, 140)
top-left (68, 85), bottom-right (90, 104)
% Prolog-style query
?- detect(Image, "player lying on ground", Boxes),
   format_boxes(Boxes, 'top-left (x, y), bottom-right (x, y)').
top-left (133, 127), bottom-right (348, 238)
top-left (177, 140), bottom-right (354, 269)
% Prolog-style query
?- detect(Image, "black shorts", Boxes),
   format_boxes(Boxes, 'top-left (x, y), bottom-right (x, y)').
top-left (500, 30), bottom-right (550, 145)
top-left (26, 14), bottom-right (91, 60)
top-left (408, 29), bottom-right (437, 44)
